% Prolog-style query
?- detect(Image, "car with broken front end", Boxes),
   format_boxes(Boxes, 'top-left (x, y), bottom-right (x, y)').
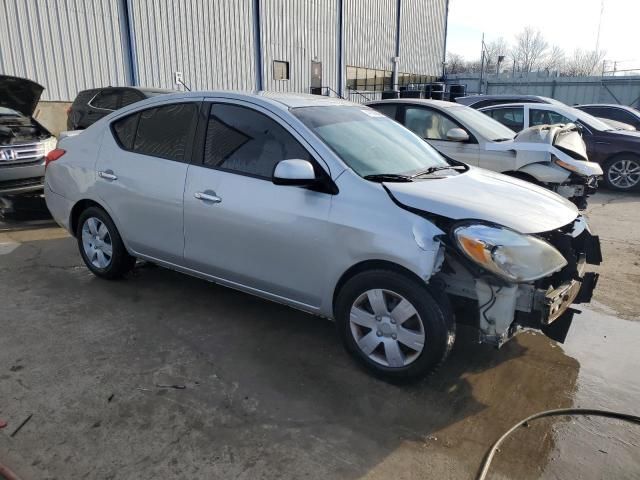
top-left (367, 99), bottom-right (602, 209)
top-left (45, 92), bottom-right (601, 380)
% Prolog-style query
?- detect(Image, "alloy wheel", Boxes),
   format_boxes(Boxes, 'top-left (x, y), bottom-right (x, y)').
top-left (81, 217), bottom-right (113, 269)
top-left (349, 289), bottom-right (426, 368)
top-left (607, 159), bottom-right (640, 189)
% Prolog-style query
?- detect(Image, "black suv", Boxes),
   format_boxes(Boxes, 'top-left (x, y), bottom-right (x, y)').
top-left (67, 86), bottom-right (174, 130)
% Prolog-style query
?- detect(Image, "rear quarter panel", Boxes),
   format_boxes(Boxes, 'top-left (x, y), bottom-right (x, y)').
top-left (45, 126), bottom-right (106, 232)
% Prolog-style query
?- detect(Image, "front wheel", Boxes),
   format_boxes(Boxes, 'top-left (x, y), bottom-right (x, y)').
top-left (76, 206), bottom-right (136, 279)
top-left (335, 270), bottom-right (455, 381)
top-left (603, 156), bottom-right (640, 191)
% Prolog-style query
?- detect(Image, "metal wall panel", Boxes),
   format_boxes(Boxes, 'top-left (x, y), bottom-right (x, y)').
top-left (0, 0), bottom-right (130, 101)
top-left (399, 0), bottom-right (447, 76)
top-left (344, 0), bottom-right (397, 72)
top-left (260, 0), bottom-right (338, 94)
top-left (129, 0), bottom-right (256, 92)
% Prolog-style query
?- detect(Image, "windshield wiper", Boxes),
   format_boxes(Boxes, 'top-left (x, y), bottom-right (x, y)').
top-left (363, 173), bottom-right (413, 182)
top-left (410, 165), bottom-right (467, 178)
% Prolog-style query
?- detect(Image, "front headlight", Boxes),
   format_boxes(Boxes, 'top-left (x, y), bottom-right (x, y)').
top-left (453, 223), bottom-right (567, 283)
top-left (554, 157), bottom-right (581, 173)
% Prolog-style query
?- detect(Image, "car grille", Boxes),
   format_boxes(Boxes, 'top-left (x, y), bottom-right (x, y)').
top-left (0, 142), bottom-right (47, 166)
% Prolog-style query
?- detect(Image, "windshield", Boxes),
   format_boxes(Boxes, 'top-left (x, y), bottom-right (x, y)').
top-left (448, 106), bottom-right (515, 141)
top-left (292, 106), bottom-right (449, 177)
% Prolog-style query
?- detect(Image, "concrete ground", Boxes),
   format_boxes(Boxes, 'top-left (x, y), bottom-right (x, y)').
top-left (1, 192), bottom-right (639, 480)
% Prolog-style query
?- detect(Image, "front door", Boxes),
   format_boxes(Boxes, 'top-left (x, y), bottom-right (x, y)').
top-left (95, 101), bottom-right (200, 263)
top-left (401, 105), bottom-right (480, 165)
top-left (183, 101), bottom-right (333, 308)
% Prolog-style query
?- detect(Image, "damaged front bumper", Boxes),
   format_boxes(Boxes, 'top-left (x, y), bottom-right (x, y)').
top-left (554, 175), bottom-right (599, 210)
top-left (436, 219), bottom-right (602, 347)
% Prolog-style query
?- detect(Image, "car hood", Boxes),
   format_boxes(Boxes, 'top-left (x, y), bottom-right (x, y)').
top-left (0, 75), bottom-right (44, 117)
top-left (384, 167), bottom-right (578, 234)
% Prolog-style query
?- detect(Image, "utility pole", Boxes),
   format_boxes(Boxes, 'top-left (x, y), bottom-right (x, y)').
top-left (478, 33), bottom-right (485, 94)
top-left (595, 0), bottom-right (604, 52)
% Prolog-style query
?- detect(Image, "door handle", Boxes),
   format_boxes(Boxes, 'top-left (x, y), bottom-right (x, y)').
top-left (98, 170), bottom-right (118, 181)
top-left (194, 191), bottom-right (222, 203)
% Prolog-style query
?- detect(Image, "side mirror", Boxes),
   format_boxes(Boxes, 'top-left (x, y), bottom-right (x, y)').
top-left (446, 128), bottom-right (470, 142)
top-left (272, 159), bottom-right (317, 186)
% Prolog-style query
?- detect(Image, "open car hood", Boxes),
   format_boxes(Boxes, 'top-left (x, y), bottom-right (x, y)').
top-left (384, 167), bottom-right (578, 234)
top-left (512, 124), bottom-right (588, 160)
top-left (0, 75), bottom-right (44, 117)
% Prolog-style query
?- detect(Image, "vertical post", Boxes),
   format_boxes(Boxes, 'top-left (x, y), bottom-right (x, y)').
top-left (478, 33), bottom-right (484, 94)
top-left (441, 0), bottom-right (450, 79)
top-left (253, 0), bottom-right (263, 90)
top-left (123, 0), bottom-right (138, 86)
top-left (337, 0), bottom-right (344, 97)
top-left (392, 0), bottom-right (401, 90)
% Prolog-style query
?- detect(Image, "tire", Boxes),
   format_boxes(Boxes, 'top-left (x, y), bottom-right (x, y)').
top-left (335, 269), bottom-right (456, 381)
top-left (76, 206), bottom-right (136, 279)
top-left (603, 155), bottom-right (640, 191)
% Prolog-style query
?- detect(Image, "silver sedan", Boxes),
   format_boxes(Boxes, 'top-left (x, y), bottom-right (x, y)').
top-left (45, 92), bottom-right (600, 380)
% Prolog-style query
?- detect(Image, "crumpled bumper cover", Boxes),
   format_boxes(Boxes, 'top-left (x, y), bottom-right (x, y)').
top-left (517, 230), bottom-right (602, 343)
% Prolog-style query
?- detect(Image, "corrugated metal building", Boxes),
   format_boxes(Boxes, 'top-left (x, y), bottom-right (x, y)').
top-left (0, 0), bottom-right (448, 102)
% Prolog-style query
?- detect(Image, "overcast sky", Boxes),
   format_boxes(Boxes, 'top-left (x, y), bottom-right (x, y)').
top-left (446, 0), bottom-right (639, 70)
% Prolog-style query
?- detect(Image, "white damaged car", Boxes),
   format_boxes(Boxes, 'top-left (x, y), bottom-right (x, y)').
top-left (45, 92), bottom-right (602, 380)
top-left (367, 99), bottom-right (602, 209)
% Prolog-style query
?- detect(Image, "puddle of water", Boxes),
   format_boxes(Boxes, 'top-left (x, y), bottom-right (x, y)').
top-left (539, 305), bottom-right (640, 479)
top-left (560, 303), bottom-right (640, 409)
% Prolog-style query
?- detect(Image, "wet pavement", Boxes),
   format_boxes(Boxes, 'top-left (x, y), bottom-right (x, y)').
top-left (0, 196), bottom-right (639, 479)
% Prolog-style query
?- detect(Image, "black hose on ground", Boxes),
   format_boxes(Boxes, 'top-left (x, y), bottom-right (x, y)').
top-left (476, 408), bottom-right (640, 480)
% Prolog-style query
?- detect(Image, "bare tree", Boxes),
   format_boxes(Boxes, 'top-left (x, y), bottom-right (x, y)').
top-left (445, 52), bottom-right (466, 74)
top-left (541, 45), bottom-right (566, 73)
top-left (512, 27), bottom-right (548, 73)
top-left (563, 49), bottom-right (606, 76)
top-left (484, 37), bottom-right (509, 73)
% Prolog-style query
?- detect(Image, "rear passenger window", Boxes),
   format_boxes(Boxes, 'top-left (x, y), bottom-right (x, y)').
top-left (91, 90), bottom-right (119, 110)
top-left (203, 104), bottom-right (310, 178)
top-left (133, 103), bottom-right (198, 161)
top-left (112, 113), bottom-right (139, 150)
top-left (120, 90), bottom-right (144, 107)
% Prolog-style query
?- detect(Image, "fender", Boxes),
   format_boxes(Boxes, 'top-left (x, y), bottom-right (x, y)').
top-left (517, 162), bottom-right (571, 184)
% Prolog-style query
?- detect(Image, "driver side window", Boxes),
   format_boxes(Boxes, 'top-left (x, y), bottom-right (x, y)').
top-left (403, 107), bottom-right (459, 141)
top-left (204, 104), bottom-right (311, 178)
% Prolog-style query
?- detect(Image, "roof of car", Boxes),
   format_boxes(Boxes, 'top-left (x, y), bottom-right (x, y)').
top-left (456, 94), bottom-right (563, 106)
top-left (129, 90), bottom-right (360, 110)
top-left (366, 98), bottom-right (462, 109)
top-left (576, 104), bottom-right (639, 112)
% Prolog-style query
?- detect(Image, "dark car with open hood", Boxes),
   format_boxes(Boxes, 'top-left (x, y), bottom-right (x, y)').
top-left (0, 75), bottom-right (57, 203)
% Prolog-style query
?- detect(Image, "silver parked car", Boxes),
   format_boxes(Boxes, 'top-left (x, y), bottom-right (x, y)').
top-left (45, 92), bottom-right (601, 380)
top-left (367, 99), bottom-right (602, 209)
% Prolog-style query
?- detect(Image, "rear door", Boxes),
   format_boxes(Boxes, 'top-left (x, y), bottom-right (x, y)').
top-left (183, 100), bottom-right (333, 308)
top-left (400, 105), bottom-right (480, 165)
top-left (95, 100), bottom-right (201, 263)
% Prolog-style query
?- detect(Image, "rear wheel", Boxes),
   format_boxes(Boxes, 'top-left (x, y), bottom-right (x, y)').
top-left (335, 270), bottom-right (455, 381)
top-left (603, 156), bottom-right (640, 191)
top-left (76, 206), bottom-right (135, 279)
